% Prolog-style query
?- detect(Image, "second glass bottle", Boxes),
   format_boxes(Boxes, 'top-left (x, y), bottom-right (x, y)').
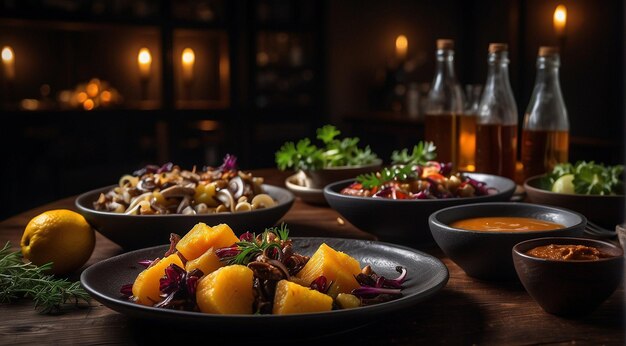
top-left (475, 43), bottom-right (518, 180)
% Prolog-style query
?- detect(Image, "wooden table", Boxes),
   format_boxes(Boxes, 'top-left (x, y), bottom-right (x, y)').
top-left (0, 169), bottom-right (623, 345)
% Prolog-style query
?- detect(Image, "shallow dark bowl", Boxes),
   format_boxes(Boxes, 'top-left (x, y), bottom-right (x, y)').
top-left (306, 159), bottom-right (382, 189)
top-left (513, 237), bottom-right (624, 316)
top-left (324, 173), bottom-right (516, 248)
top-left (429, 202), bottom-right (586, 280)
top-left (524, 175), bottom-right (625, 229)
top-left (75, 184), bottom-right (294, 250)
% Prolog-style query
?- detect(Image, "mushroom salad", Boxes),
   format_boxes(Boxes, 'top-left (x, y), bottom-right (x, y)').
top-left (93, 154), bottom-right (276, 215)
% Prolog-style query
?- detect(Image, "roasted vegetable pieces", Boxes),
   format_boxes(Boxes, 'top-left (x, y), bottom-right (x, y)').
top-left (121, 223), bottom-right (408, 314)
top-left (341, 141), bottom-right (496, 199)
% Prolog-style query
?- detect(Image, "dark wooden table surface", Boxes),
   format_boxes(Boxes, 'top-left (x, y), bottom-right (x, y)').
top-left (0, 169), bottom-right (623, 345)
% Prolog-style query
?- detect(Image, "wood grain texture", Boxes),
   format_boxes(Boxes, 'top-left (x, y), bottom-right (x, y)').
top-left (0, 169), bottom-right (623, 345)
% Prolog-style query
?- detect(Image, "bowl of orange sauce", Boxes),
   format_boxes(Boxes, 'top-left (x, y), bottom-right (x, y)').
top-left (429, 202), bottom-right (586, 280)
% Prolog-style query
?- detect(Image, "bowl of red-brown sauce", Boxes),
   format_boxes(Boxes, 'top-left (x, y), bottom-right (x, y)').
top-left (513, 237), bottom-right (624, 316)
top-left (429, 202), bottom-right (586, 280)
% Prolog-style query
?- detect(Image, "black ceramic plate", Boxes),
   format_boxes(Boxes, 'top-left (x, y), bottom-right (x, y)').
top-left (80, 238), bottom-right (448, 334)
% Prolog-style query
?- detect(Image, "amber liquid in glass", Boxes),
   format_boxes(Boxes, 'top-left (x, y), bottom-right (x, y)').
top-left (521, 129), bottom-right (569, 179)
top-left (424, 113), bottom-right (458, 166)
top-left (457, 114), bottom-right (477, 171)
top-left (475, 123), bottom-right (518, 180)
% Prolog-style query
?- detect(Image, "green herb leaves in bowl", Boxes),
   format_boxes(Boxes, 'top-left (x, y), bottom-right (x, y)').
top-left (539, 161), bottom-right (624, 195)
top-left (276, 125), bottom-right (381, 189)
top-left (275, 125), bottom-right (379, 171)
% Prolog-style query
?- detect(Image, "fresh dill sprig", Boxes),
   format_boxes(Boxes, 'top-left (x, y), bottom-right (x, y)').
top-left (220, 224), bottom-right (290, 265)
top-left (0, 242), bottom-right (91, 314)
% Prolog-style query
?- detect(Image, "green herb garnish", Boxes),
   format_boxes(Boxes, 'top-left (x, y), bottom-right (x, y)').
top-left (355, 141), bottom-right (437, 189)
top-left (356, 165), bottom-right (416, 190)
top-left (391, 141), bottom-right (437, 166)
top-left (275, 125), bottom-right (378, 171)
top-left (540, 161), bottom-right (625, 195)
top-left (221, 224), bottom-right (290, 266)
top-left (0, 242), bottom-right (91, 314)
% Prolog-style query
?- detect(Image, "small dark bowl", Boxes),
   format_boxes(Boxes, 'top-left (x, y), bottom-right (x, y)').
top-left (305, 159), bottom-right (382, 189)
top-left (76, 184), bottom-right (294, 250)
top-left (324, 173), bottom-right (516, 247)
top-left (513, 237), bottom-right (624, 316)
top-left (429, 202), bottom-right (586, 280)
top-left (524, 175), bottom-right (625, 229)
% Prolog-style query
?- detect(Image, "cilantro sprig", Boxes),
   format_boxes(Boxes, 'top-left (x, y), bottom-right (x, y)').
top-left (355, 141), bottom-right (437, 189)
top-left (357, 165), bottom-right (416, 190)
top-left (391, 141), bottom-right (437, 166)
top-left (540, 161), bottom-right (624, 195)
top-left (275, 125), bottom-right (378, 171)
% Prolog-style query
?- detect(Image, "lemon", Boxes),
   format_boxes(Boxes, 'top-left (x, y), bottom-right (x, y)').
top-left (551, 174), bottom-right (575, 194)
top-left (21, 209), bottom-right (95, 275)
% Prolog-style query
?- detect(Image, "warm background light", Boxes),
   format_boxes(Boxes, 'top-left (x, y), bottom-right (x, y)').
top-left (137, 47), bottom-right (152, 80)
top-left (182, 47), bottom-right (195, 83)
top-left (395, 35), bottom-right (408, 60)
top-left (1, 46), bottom-right (15, 80)
top-left (553, 4), bottom-right (567, 37)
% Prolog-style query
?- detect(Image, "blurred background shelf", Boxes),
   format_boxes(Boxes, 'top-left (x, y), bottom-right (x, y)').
top-left (0, 0), bottom-right (624, 220)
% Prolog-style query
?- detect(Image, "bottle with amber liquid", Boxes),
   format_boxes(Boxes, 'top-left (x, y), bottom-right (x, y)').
top-left (424, 39), bottom-right (465, 166)
top-left (521, 47), bottom-right (569, 180)
top-left (475, 43), bottom-right (518, 180)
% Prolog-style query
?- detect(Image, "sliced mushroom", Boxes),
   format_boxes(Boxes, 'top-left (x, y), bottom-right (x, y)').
top-left (181, 206), bottom-right (196, 215)
top-left (235, 201), bottom-right (252, 212)
top-left (176, 196), bottom-right (192, 214)
top-left (215, 204), bottom-right (230, 213)
top-left (126, 192), bottom-right (153, 212)
top-left (251, 194), bottom-right (276, 210)
top-left (194, 203), bottom-right (209, 214)
top-left (160, 185), bottom-right (195, 198)
top-left (180, 170), bottom-right (200, 183)
top-left (228, 176), bottom-right (245, 199)
top-left (216, 189), bottom-right (235, 212)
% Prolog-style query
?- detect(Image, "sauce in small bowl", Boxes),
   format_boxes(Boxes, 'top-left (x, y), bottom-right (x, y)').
top-left (450, 217), bottom-right (564, 232)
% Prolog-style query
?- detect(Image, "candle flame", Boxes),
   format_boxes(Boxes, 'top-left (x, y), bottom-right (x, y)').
top-left (395, 35), bottom-right (408, 51)
top-left (138, 48), bottom-right (152, 65)
top-left (182, 48), bottom-right (195, 65)
top-left (2, 46), bottom-right (14, 62)
top-left (553, 5), bottom-right (567, 35)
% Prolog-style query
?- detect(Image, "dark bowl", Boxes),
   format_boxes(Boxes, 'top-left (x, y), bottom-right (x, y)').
top-left (305, 159), bottom-right (382, 189)
top-left (429, 202), bottom-right (586, 280)
top-left (75, 184), bottom-right (294, 250)
top-left (323, 173), bottom-right (517, 248)
top-left (513, 237), bottom-right (624, 316)
top-left (524, 175), bottom-right (625, 229)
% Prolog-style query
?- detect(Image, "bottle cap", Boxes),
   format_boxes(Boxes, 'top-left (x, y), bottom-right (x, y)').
top-left (538, 46), bottom-right (559, 56)
top-left (488, 43), bottom-right (508, 53)
top-left (437, 39), bottom-right (454, 50)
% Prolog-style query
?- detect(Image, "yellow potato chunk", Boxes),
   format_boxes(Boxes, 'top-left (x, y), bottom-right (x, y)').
top-left (295, 243), bottom-right (361, 298)
top-left (176, 223), bottom-right (239, 261)
top-left (132, 254), bottom-right (184, 306)
top-left (272, 280), bottom-right (333, 315)
top-left (185, 247), bottom-right (224, 276)
top-left (196, 265), bottom-right (254, 314)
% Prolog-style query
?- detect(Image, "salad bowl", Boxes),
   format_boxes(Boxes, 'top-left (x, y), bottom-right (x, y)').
top-left (323, 173), bottom-right (516, 247)
top-left (524, 175), bottom-right (625, 230)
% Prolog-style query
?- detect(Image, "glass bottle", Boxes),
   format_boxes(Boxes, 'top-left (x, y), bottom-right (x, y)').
top-left (457, 84), bottom-right (482, 172)
top-left (424, 39), bottom-right (465, 166)
top-left (475, 43), bottom-right (518, 180)
top-left (521, 46), bottom-right (569, 180)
